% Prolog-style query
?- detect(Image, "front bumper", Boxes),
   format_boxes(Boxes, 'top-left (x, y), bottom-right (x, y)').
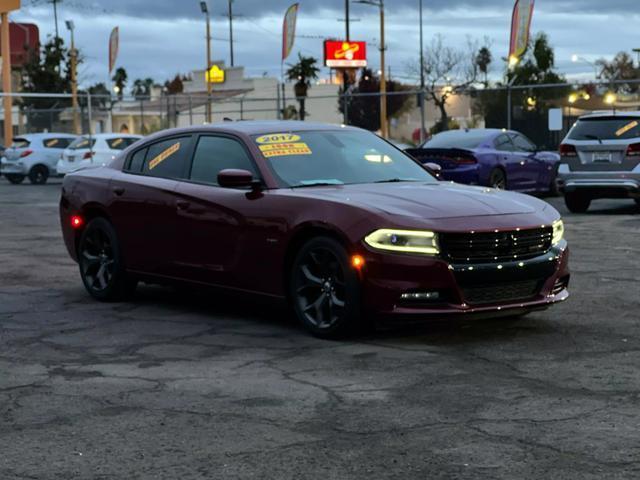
top-left (360, 240), bottom-right (570, 320)
top-left (558, 164), bottom-right (640, 198)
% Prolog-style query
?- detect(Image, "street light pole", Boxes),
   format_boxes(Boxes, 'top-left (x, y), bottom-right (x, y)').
top-left (228, 0), bottom-right (235, 67)
top-left (66, 20), bottom-right (80, 135)
top-left (379, 0), bottom-right (387, 138)
top-left (418, 0), bottom-right (425, 144)
top-left (201, 1), bottom-right (213, 123)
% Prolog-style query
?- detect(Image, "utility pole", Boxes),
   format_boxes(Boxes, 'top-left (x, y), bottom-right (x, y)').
top-left (343, 0), bottom-right (350, 124)
top-left (66, 20), bottom-right (80, 134)
top-left (379, 0), bottom-right (387, 138)
top-left (228, 0), bottom-right (234, 66)
top-left (1, 0), bottom-right (19, 148)
top-left (200, 1), bottom-right (212, 123)
top-left (418, 0), bottom-right (426, 144)
top-left (51, 0), bottom-right (60, 40)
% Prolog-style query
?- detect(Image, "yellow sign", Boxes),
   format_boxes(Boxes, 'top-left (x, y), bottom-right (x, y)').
top-left (149, 142), bottom-right (180, 170)
top-left (259, 142), bottom-right (311, 158)
top-left (45, 138), bottom-right (59, 147)
top-left (206, 64), bottom-right (225, 84)
top-left (256, 133), bottom-right (300, 144)
top-left (0, 0), bottom-right (20, 13)
top-left (615, 120), bottom-right (638, 137)
top-left (111, 138), bottom-right (124, 148)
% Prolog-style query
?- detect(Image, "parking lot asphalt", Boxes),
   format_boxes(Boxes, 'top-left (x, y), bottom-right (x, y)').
top-left (0, 177), bottom-right (639, 480)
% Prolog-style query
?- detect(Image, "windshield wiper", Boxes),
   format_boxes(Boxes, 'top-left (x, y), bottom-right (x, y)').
top-left (374, 178), bottom-right (421, 183)
top-left (291, 182), bottom-right (344, 188)
top-left (583, 134), bottom-right (603, 144)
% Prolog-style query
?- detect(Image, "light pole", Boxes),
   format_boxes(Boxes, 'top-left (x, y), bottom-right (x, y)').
top-left (571, 54), bottom-right (599, 80)
top-left (228, 0), bottom-right (234, 67)
top-left (418, 0), bottom-right (425, 144)
top-left (65, 20), bottom-right (80, 135)
top-left (201, 1), bottom-right (213, 123)
top-left (356, 0), bottom-right (387, 138)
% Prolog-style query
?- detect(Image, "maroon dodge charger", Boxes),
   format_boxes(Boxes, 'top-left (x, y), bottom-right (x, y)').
top-left (60, 121), bottom-right (570, 337)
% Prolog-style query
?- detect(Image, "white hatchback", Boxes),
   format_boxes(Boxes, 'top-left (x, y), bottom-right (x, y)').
top-left (57, 133), bottom-right (142, 175)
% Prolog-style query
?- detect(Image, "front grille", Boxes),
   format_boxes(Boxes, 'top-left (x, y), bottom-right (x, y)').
top-left (440, 227), bottom-right (553, 264)
top-left (462, 280), bottom-right (541, 305)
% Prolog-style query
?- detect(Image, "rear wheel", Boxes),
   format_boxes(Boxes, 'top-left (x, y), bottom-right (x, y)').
top-left (489, 168), bottom-right (507, 190)
top-left (5, 174), bottom-right (25, 184)
top-left (78, 217), bottom-right (137, 301)
top-left (290, 237), bottom-right (362, 338)
top-left (28, 165), bottom-right (49, 185)
top-left (565, 193), bottom-right (591, 213)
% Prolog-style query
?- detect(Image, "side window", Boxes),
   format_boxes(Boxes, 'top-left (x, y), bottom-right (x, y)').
top-left (494, 134), bottom-right (514, 152)
top-left (128, 147), bottom-right (147, 173)
top-left (189, 136), bottom-right (257, 185)
top-left (44, 138), bottom-right (72, 149)
top-left (142, 136), bottom-right (191, 179)
top-left (108, 137), bottom-right (140, 150)
top-left (510, 134), bottom-right (536, 153)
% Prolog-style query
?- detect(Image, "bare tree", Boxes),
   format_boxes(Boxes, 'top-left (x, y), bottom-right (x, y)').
top-left (410, 35), bottom-right (480, 132)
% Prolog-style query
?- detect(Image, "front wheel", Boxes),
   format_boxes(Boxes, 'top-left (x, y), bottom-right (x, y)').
top-left (289, 237), bottom-right (363, 338)
top-left (565, 193), bottom-right (591, 213)
top-left (547, 164), bottom-right (560, 197)
top-left (78, 217), bottom-right (137, 301)
top-left (5, 174), bottom-right (25, 184)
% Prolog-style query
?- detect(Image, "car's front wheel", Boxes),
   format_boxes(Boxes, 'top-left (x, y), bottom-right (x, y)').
top-left (5, 174), bottom-right (25, 184)
top-left (565, 193), bottom-right (591, 213)
top-left (28, 165), bottom-right (49, 185)
top-left (290, 237), bottom-right (363, 338)
top-left (78, 217), bottom-right (137, 301)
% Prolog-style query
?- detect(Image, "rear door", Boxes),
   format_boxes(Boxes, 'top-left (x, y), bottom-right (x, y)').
top-left (109, 135), bottom-right (195, 277)
top-left (509, 133), bottom-right (540, 190)
top-left (493, 134), bottom-right (525, 189)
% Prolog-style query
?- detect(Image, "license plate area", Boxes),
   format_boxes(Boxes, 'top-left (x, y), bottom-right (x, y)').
top-left (593, 152), bottom-right (612, 162)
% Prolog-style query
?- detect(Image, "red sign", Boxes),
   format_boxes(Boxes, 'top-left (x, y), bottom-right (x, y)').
top-left (324, 41), bottom-right (367, 68)
top-left (0, 23), bottom-right (39, 67)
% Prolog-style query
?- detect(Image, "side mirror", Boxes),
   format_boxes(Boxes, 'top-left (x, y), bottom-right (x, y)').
top-left (424, 162), bottom-right (442, 178)
top-left (217, 169), bottom-right (259, 189)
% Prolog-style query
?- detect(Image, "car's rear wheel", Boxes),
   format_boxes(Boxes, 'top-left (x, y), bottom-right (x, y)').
top-left (28, 165), bottom-right (49, 185)
top-left (5, 174), bottom-right (25, 184)
top-left (565, 193), bottom-right (591, 213)
top-left (290, 237), bottom-right (362, 338)
top-left (78, 217), bottom-right (137, 301)
top-left (489, 168), bottom-right (507, 190)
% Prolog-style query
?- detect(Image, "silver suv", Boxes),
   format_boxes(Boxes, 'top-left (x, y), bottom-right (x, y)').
top-left (557, 111), bottom-right (640, 212)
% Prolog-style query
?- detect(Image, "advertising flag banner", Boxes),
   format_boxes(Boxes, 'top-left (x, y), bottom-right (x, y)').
top-left (509, 0), bottom-right (534, 61)
top-left (282, 3), bottom-right (298, 61)
top-left (109, 26), bottom-right (119, 74)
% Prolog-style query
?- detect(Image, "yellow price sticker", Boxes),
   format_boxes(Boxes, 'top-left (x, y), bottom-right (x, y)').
top-left (615, 120), bottom-right (638, 137)
top-left (149, 142), bottom-right (180, 170)
top-left (259, 142), bottom-right (312, 158)
top-left (256, 133), bottom-right (301, 145)
top-left (111, 138), bottom-right (124, 147)
top-left (45, 139), bottom-right (59, 147)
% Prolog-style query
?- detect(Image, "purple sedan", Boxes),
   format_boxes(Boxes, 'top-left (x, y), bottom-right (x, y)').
top-left (406, 129), bottom-right (560, 195)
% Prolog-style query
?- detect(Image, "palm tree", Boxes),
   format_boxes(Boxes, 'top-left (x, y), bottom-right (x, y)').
top-left (476, 46), bottom-right (492, 87)
top-left (286, 54), bottom-right (320, 121)
top-left (111, 67), bottom-right (128, 101)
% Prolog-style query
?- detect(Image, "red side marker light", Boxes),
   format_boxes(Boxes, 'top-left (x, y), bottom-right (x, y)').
top-left (71, 215), bottom-right (84, 229)
top-left (351, 255), bottom-right (365, 269)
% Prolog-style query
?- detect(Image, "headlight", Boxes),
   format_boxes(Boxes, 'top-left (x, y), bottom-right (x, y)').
top-left (552, 219), bottom-right (564, 245)
top-left (364, 229), bottom-right (439, 255)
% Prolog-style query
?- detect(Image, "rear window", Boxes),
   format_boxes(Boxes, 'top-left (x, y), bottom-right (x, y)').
top-left (424, 130), bottom-right (488, 149)
top-left (69, 137), bottom-right (97, 150)
top-left (43, 137), bottom-right (73, 149)
top-left (12, 138), bottom-right (30, 148)
top-left (568, 117), bottom-right (640, 141)
top-left (107, 137), bottom-right (139, 150)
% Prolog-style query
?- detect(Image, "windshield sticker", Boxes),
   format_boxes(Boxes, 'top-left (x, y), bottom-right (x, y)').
top-left (615, 120), bottom-right (638, 137)
top-left (259, 142), bottom-right (312, 158)
top-left (256, 133), bottom-right (301, 144)
top-left (111, 138), bottom-right (124, 148)
top-left (149, 142), bottom-right (181, 170)
top-left (45, 139), bottom-right (59, 147)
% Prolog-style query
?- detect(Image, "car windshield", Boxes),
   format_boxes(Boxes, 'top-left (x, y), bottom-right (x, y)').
top-left (568, 116), bottom-right (640, 141)
top-left (69, 137), bottom-right (97, 150)
top-left (253, 130), bottom-right (437, 188)
top-left (12, 138), bottom-right (30, 148)
top-left (423, 130), bottom-right (488, 149)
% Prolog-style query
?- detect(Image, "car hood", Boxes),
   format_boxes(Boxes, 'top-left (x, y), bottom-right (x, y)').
top-left (287, 182), bottom-right (548, 220)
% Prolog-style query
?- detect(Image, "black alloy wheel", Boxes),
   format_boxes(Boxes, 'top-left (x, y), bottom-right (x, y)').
top-left (489, 168), bottom-right (507, 190)
top-left (5, 174), bottom-right (25, 184)
top-left (78, 218), bottom-right (136, 301)
top-left (290, 237), bottom-right (362, 338)
top-left (28, 165), bottom-right (49, 185)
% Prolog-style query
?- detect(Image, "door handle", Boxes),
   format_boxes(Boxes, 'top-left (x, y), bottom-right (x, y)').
top-left (112, 186), bottom-right (125, 196)
top-left (176, 201), bottom-right (191, 211)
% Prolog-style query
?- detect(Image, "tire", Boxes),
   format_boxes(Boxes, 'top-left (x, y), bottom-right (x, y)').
top-left (547, 164), bottom-right (560, 197)
top-left (78, 217), bottom-right (137, 301)
top-left (289, 237), bottom-right (363, 338)
top-left (28, 165), bottom-right (49, 185)
top-left (5, 174), bottom-right (25, 184)
top-left (564, 193), bottom-right (591, 213)
top-left (489, 168), bottom-right (507, 190)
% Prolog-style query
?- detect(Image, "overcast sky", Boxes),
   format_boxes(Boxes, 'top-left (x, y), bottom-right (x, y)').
top-left (13, 0), bottom-right (640, 90)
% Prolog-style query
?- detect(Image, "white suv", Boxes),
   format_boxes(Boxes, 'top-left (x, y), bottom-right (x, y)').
top-left (56, 133), bottom-right (142, 175)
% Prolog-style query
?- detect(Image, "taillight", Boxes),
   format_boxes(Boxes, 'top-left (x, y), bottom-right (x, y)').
top-left (626, 143), bottom-right (640, 157)
top-left (451, 154), bottom-right (477, 165)
top-left (20, 149), bottom-right (33, 158)
top-left (83, 151), bottom-right (94, 160)
top-left (559, 144), bottom-right (577, 157)
top-left (70, 215), bottom-right (84, 229)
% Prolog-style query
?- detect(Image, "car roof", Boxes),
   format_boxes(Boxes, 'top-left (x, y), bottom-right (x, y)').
top-left (579, 110), bottom-right (640, 119)
top-left (15, 133), bottom-right (78, 139)
top-left (79, 133), bottom-right (143, 139)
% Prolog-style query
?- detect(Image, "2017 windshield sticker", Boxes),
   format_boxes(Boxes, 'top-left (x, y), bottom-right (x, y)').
top-left (256, 133), bottom-right (301, 144)
top-left (615, 120), bottom-right (639, 137)
top-left (148, 142), bottom-right (181, 170)
top-left (259, 142), bottom-right (312, 158)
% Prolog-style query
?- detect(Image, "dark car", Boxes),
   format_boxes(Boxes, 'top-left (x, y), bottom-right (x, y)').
top-left (60, 121), bottom-right (570, 338)
top-left (406, 129), bottom-right (561, 194)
